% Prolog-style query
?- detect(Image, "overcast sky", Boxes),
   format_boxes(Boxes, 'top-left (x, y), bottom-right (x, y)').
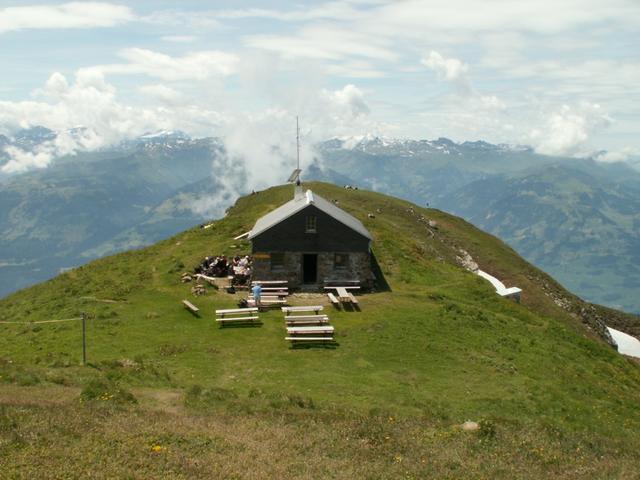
top-left (1, 0), bottom-right (639, 172)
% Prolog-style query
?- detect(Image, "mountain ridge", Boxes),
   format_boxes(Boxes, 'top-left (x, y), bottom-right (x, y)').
top-left (1, 182), bottom-right (639, 478)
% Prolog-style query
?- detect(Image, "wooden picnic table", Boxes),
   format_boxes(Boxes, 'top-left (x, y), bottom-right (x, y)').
top-left (285, 317), bottom-right (330, 326)
top-left (285, 336), bottom-right (334, 343)
top-left (215, 307), bottom-right (260, 325)
top-left (324, 286), bottom-right (360, 303)
top-left (336, 287), bottom-right (350, 301)
top-left (286, 325), bottom-right (334, 335)
top-left (323, 286), bottom-right (360, 290)
top-left (282, 306), bottom-right (323, 315)
top-left (216, 307), bottom-right (258, 315)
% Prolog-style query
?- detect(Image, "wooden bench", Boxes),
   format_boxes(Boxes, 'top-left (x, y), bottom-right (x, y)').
top-left (215, 307), bottom-right (259, 325)
top-left (285, 315), bottom-right (329, 325)
top-left (251, 297), bottom-right (285, 304)
top-left (285, 314), bottom-right (329, 321)
top-left (286, 326), bottom-right (334, 335)
top-left (182, 299), bottom-right (199, 315)
top-left (252, 280), bottom-right (288, 286)
top-left (250, 296), bottom-right (287, 301)
top-left (324, 279), bottom-right (360, 289)
top-left (327, 292), bottom-right (340, 306)
top-left (247, 298), bottom-right (288, 309)
top-left (249, 293), bottom-right (286, 298)
top-left (216, 307), bottom-right (259, 315)
top-left (282, 306), bottom-right (323, 315)
top-left (286, 336), bottom-right (334, 343)
top-left (347, 292), bottom-right (359, 305)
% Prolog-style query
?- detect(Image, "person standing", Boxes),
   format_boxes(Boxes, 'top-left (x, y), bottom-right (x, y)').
top-left (251, 282), bottom-right (262, 308)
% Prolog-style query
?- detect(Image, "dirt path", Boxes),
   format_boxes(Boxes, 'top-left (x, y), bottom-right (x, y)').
top-left (0, 384), bottom-right (184, 414)
top-left (0, 384), bottom-right (80, 407)
top-left (131, 387), bottom-right (184, 414)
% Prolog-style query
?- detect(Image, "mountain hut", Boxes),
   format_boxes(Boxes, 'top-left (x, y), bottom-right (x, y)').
top-left (248, 186), bottom-right (374, 289)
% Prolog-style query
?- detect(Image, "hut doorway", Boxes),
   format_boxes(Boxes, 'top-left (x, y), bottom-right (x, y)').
top-left (302, 254), bottom-right (318, 284)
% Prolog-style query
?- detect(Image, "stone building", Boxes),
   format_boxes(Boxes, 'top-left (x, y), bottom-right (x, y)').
top-left (248, 187), bottom-right (374, 289)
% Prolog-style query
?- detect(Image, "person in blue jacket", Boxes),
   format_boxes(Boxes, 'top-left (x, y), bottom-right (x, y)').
top-left (251, 282), bottom-right (262, 308)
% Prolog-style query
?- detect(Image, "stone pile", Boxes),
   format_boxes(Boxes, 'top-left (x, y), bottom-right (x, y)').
top-left (191, 284), bottom-right (206, 296)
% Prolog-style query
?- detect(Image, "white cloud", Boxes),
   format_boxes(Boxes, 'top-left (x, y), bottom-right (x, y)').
top-left (530, 103), bottom-right (613, 157)
top-left (365, 0), bottom-right (639, 38)
top-left (44, 72), bottom-right (69, 95)
top-left (187, 82), bottom-right (378, 216)
top-left (219, 83), bottom-right (375, 185)
top-left (142, 10), bottom-right (220, 29)
top-left (0, 2), bottom-right (133, 34)
top-left (2, 128), bottom-right (102, 173)
top-left (0, 71), bottom-right (177, 172)
top-left (595, 148), bottom-right (639, 163)
top-left (138, 84), bottom-right (184, 105)
top-left (212, 2), bottom-right (362, 22)
top-left (81, 48), bottom-right (239, 81)
top-left (0, 64), bottom-right (377, 177)
top-left (160, 35), bottom-right (197, 43)
top-left (477, 95), bottom-right (506, 111)
top-left (1, 0), bottom-right (638, 165)
top-left (194, 0), bottom-right (639, 35)
top-left (422, 51), bottom-right (469, 83)
top-left (421, 51), bottom-right (505, 114)
top-left (322, 84), bottom-right (370, 118)
top-left (2, 145), bottom-right (54, 172)
top-left (245, 26), bottom-right (397, 62)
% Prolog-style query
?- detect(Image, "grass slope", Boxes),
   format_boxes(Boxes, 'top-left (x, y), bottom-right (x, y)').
top-left (1, 182), bottom-right (639, 478)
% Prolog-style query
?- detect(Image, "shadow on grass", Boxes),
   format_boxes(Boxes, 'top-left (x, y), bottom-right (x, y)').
top-left (219, 321), bottom-right (263, 329)
top-left (341, 303), bottom-right (361, 312)
top-left (289, 341), bottom-right (339, 350)
top-left (371, 250), bottom-right (391, 292)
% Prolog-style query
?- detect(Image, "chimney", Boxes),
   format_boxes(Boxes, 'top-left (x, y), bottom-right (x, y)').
top-left (294, 179), bottom-right (303, 199)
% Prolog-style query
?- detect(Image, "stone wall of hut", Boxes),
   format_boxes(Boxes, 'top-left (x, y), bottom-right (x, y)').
top-left (251, 251), bottom-right (374, 289)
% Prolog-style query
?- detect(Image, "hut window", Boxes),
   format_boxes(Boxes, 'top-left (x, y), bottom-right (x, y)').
top-left (270, 253), bottom-right (285, 270)
top-left (334, 253), bottom-right (349, 270)
top-left (305, 215), bottom-right (317, 233)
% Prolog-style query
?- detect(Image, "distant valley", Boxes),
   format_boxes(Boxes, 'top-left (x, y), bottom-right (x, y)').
top-left (316, 136), bottom-right (640, 314)
top-left (0, 129), bottom-right (224, 296)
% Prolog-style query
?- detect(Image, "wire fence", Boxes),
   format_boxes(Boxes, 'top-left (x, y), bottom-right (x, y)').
top-left (0, 317), bottom-right (83, 325)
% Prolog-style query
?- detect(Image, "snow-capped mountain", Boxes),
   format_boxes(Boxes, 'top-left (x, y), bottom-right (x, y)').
top-left (0, 127), bottom-right (223, 172)
top-left (323, 135), bottom-right (533, 158)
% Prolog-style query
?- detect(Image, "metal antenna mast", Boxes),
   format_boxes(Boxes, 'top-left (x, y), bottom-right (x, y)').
top-left (287, 116), bottom-right (302, 185)
top-left (296, 116), bottom-right (300, 172)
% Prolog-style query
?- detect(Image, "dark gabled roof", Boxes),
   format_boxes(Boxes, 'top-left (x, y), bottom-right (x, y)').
top-left (248, 189), bottom-right (372, 240)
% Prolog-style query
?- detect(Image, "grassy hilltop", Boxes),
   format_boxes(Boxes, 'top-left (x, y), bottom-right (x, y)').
top-left (1, 182), bottom-right (639, 479)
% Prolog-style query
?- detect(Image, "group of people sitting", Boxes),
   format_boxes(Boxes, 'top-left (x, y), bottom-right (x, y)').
top-left (194, 255), bottom-right (253, 285)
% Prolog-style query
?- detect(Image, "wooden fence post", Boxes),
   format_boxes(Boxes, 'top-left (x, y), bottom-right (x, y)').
top-left (81, 312), bottom-right (87, 365)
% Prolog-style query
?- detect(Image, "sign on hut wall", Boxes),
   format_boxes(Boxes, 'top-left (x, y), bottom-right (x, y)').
top-left (253, 253), bottom-right (271, 259)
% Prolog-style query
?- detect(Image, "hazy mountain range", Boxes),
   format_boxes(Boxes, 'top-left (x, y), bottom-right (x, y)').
top-left (0, 128), bottom-right (224, 296)
top-left (1, 127), bottom-right (639, 314)
top-left (316, 136), bottom-right (640, 314)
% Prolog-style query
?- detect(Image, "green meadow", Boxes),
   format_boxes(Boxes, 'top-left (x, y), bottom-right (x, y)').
top-left (1, 182), bottom-right (639, 478)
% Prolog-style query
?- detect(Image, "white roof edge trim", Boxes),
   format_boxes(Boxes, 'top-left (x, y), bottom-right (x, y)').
top-left (248, 189), bottom-right (372, 241)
